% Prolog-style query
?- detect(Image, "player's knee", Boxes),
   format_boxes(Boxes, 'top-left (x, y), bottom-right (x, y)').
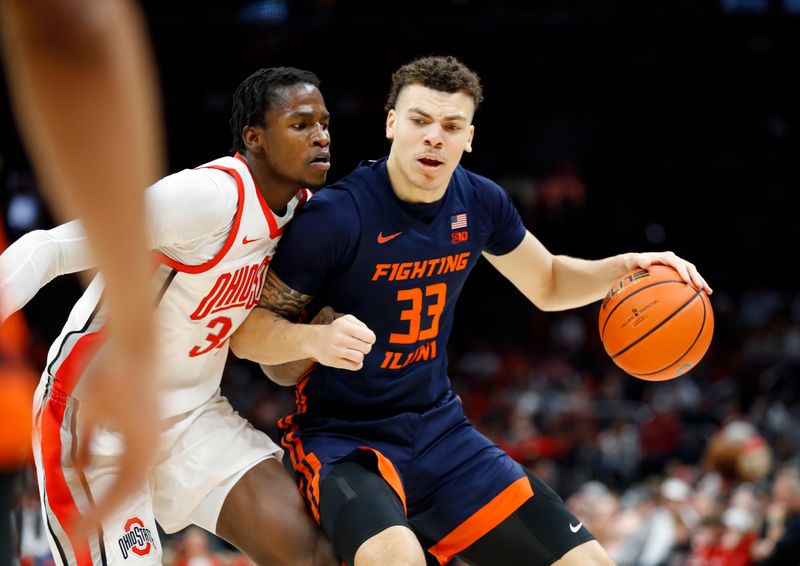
top-left (354, 525), bottom-right (425, 566)
top-left (319, 462), bottom-right (413, 565)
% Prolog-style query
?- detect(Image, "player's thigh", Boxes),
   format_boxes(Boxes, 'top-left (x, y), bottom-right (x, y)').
top-left (216, 457), bottom-right (335, 566)
top-left (319, 461), bottom-right (417, 566)
top-left (457, 470), bottom-right (595, 566)
top-left (151, 392), bottom-right (281, 534)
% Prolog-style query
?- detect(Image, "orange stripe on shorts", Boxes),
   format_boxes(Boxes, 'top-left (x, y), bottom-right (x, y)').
top-left (428, 476), bottom-right (533, 565)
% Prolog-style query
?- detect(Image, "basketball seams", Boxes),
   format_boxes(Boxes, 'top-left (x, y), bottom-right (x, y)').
top-left (600, 279), bottom-right (687, 340)
top-left (631, 290), bottom-right (708, 378)
top-left (610, 288), bottom-right (703, 359)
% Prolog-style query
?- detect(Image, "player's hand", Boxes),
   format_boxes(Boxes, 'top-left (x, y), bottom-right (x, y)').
top-left (70, 345), bottom-right (159, 539)
top-left (308, 311), bottom-right (375, 371)
top-left (624, 251), bottom-right (712, 295)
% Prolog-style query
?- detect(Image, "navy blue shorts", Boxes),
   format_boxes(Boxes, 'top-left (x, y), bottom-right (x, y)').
top-left (280, 394), bottom-right (532, 563)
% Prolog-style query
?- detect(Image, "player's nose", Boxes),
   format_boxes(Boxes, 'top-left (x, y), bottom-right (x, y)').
top-left (311, 123), bottom-right (330, 147)
top-left (423, 124), bottom-right (444, 147)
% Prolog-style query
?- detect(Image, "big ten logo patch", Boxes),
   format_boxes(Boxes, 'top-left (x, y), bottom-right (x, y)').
top-left (117, 517), bottom-right (156, 559)
top-left (451, 230), bottom-right (468, 244)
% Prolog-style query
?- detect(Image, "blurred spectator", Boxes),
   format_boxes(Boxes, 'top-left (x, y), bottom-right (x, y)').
top-left (687, 507), bottom-right (757, 566)
top-left (610, 483), bottom-right (677, 566)
top-left (751, 462), bottom-right (800, 565)
top-left (16, 479), bottom-right (52, 566)
top-left (597, 417), bottom-right (641, 488)
top-left (639, 398), bottom-right (684, 477)
top-left (660, 477), bottom-right (699, 563)
top-left (172, 527), bottom-right (223, 566)
top-left (705, 420), bottom-right (773, 485)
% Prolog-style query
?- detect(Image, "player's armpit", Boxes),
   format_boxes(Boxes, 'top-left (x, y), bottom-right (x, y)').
top-left (257, 269), bottom-right (313, 320)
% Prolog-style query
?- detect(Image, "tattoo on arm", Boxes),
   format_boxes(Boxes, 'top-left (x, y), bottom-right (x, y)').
top-left (257, 270), bottom-right (313, 320)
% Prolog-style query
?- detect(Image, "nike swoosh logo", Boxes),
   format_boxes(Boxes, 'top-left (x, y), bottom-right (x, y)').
top-left (241, 236), bottom-right (262, 245)
top-left (377, 231), bottom-right (401, 244)
top-left (569, 522), bottom-right (583, 533)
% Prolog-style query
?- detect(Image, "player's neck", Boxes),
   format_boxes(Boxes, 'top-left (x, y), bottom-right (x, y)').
top-left (386, 157), bottom-right (447, 204)
top-left (258, 184), bottom-right (295, 215)
top-left (241, 153), bottom-right (297, 213)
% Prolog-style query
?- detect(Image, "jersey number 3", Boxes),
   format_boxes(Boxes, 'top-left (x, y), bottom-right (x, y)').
top-left (390, 283), bottom-right (447, 345)
top-left (189, 316), bottom-right (233, 357)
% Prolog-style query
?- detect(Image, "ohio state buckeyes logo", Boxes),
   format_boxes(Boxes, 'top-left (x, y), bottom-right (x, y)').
top-left (117, 517), bottom-right (156, 559)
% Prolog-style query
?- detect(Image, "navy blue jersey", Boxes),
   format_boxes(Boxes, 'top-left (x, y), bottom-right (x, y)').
top-left (271, 158), bottom-right (525, 419)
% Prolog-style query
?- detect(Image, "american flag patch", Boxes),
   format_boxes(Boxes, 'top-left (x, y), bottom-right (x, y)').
top-left (450, 212), bottom-right (467, 230)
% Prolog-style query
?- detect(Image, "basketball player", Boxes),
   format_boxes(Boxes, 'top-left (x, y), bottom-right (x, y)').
top-left (230, 56), bottom-right (712, 566)
top-left (0, 67), bottom-right (370, 565)
top-left (1, 0), bottom-right (163, 544)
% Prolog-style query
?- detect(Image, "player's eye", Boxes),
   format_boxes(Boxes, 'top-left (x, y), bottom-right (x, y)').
top-left (446, 124), bottom-right (461, 131)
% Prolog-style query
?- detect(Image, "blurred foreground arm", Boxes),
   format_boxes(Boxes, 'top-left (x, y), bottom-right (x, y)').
top-left (1, 0), bottom-right (163, 533)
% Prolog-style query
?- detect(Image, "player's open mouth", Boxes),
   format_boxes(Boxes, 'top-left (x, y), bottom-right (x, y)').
top-left (417, 157), bottom-right (444, 172)
top-left (310, 153), bottom-right (331, 171)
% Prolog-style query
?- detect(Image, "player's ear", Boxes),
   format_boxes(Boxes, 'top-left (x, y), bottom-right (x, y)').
top-left (242, 126), bottom-right (262, 153)
top-left (464, 124), bottom-right (475, 153)
top-left (385, 110), bottom-right (396, 141)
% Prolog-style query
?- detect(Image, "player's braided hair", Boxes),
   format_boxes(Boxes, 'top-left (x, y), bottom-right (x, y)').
top-left (384, 55), bottom-right (483, 113)
top-left (230, 67), bottom-right (321, 153)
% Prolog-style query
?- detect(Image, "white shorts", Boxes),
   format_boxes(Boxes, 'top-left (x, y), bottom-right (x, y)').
top-left (32, 382), bottom-right (282, 565)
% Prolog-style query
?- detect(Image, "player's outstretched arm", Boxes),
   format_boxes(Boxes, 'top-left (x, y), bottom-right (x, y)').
top-left (230, 270), bottom-right (375, 377)
top-left (484, 231), bottom-right (712, 312)
top-left (0, 221), bottom-right (93, 322)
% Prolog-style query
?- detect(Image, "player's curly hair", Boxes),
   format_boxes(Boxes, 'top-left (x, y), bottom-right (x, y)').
top-left (384, 55), bottom-right (483, 113)
top-left (230, 67), bottom-right (321, 153)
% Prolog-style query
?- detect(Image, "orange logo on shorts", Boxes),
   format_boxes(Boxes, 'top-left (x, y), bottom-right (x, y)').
top-left (117, 517), bottom-right (155, 559)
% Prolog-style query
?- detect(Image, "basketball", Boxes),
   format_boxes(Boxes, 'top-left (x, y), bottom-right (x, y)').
top-left (598, 264), bottom-right (714, 381)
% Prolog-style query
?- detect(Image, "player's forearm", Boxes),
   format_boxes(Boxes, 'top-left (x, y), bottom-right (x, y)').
top-left (0, 222), bottom-right (94, 321)
top-left (230, 306), bottom-right (321, 365)
top-left (543, 253), bottom-right (632, 311)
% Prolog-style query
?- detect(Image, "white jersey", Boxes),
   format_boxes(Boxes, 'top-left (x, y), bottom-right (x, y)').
top-left (20, 154), bottom-right (309, 417)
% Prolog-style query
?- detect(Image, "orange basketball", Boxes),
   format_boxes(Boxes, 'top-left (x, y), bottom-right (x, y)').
top-left (598, 264), bottom-right (713, 381)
